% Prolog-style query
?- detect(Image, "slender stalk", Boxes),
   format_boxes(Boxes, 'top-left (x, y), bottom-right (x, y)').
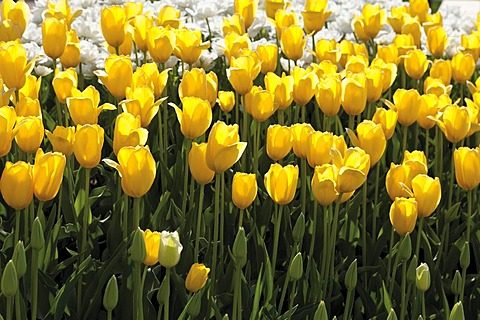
top-left (238, 209), bottom-right (244, 229)
top-left (372, 163), bottom-right (380, 239)
top-left (415, 218), bottom-right (424, 261)
top-left (241, 95), bottom-right (248, 171)
top-left (278, 109), bottom-right (285, 126)
top-left (15, 291), bottom-right (21, 320)
top-left (157, 102), bottom-right (166, 193)
top-left (133, 262), bottom-right (143, 320)
top-left (386, 227), bottom-right (395, 284)
top-left (181, 139), bottom-right (192, 217)
top-left (133, 197), bottom-right (141, 230)
top-left (447, 142), bottom-right (457, 208)
top-left (308, 203), bottom-right (318, 261)
top-left (389, 235), bottom-right (405, 298)
top-left (194, 184), bottom-right (205, 261)
top-left (300, 158), bottom-right (307, 215)
top-left (271, 204), bottom-right (284, 271)
top-left (108, 310), bottom-right (112, 320)
top-left (7, 296), bottom-right (13, 320)
top-left (164, 268), bottom-right (171, 320)
top-left (344, 288), bottom-right (354, 320)
top-left (15, 210), bottom-right (20, 244)
top-left (425, 128), bottom-right (430, 161)
top-left (421, 291), bottom-right (426, 320)
top-left (287, 280), bottom-right (298, 320)
top-left (24, 204), bottom-right (29, 243)
top-left (32, 248), bottom-right (39, 320)
top-left (253, 121), bottom-right (260, 174)
top-left (77, 167), bottom-right (90, 312)
top-left (326, 194), bottom-right (342, 298)
top-left (362, 182), bottom-right (368, 270)
top-left (402, 125), bottom-right (408, 153)
top-left (348, 115), bottom-right (354, 131)
top-left (211, 174), bottom-right (221, 298)
top-left (233, 266), bottom-right (242, 320)
top-left (220, 173), bottom-right (225, 262)
top-left (400, 261), bottom-right (407, 320)
top-left (320, 205), bottom-right (330, 298)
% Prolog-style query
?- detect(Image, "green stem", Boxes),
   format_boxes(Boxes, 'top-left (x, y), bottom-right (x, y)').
top-left (278, 274), bottom-right (289, 312)
top-left (253, 121), bottom-right (260, 174)
top-left (32, 249), bottom-right (39, 320)
top-left (425, 128), bottom-right (430, 161)
top-left (220, 173), bottom-right (225, 263)
top-left (108, 310), bottom-right (112, 320)
top-left (133, 197), bottom-right (141, 229)
top-left (238, 209), bottom-right (244, 229)
top-left (326, 194), bottom-right (342, 299)
top-left (78, 167), bottom-right (90, 312)
top-left (7, 296), bottom-right (13, 320)
top-left (24, 204), bottom-right (29, 244)
top-left (233, 266), bottom-right (242, 320)
top-left (415, 218), bottom-right (424, 261)
top-left (447, 142), bottom-right (457, 208)
top-left (466, 189), bottom-right (473, 244)
top-left (402, 125), bottom-right (408, 153)
top-left (400, 261), bottom-right (407, 320)
top-left (287, 280), bottom-right (297, 320)
top-left (157, 101), bottom-right (166, 193)
top-left (15, 210), bottom-right (20, 245)
top-left (372, 163), bottom-right (380, 240)
top-left (389, 235), bottom-right (405, 298)
top-left (194, 184), bottom-right (205, 262)
top-left (164, 268), bottom-right (171, 320)
top-left (15, 290), bottom-right (21, 320)
top-left (241, 95), bottom-right (248, 171)
top-left (278, 109), bottom-right (285, 125)
top-left (301, 158), bottom-right (307, 215)
top-left (271, 204), bottom-right (284, 271)
top-left (362, 181), bottom-right (368, 271)
top-left (308, 203), bottom-right (318, 261)
top-left (211, 173), bottom-right (221, 298)
top-left (122, 194), bottom-right (129, 240)
top-left (181, 139), bottom-right (192, 218)
top-left (421, 291), bottom-right (426, 320)
top-left (344, 289), bottom-right (354, 320)
top-left (348, 115), bottom-right (354, 131)
top-left (320, 205), bottom-right (330, 298)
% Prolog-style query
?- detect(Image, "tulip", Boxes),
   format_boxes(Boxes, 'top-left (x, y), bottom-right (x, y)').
top-left (100, 5), bottom-right (126, 49)
top-left (387, 6), bottom-right (408, 34)
top-left (14, 116), bottom-right (44, 154)
top-left (245, 88), bottom-right (277, 122)
top-left (14, 97), bottom-right (39, 118)
top-left (302, 7), bottom-right (332, 35)
top-left (147, 26), bottom-right (176, 64)
top-left (417, 94), bottom-right (438, 130)
top-left (347, 120), bottom-right (386, 166)
top-left (186, 263), bottom-right (210, 293)
top-left (222, 13), bottom-right (246, 36)
top-left (451, 52), bottom-right (475, 84)
top-left (389, 197), bottom-right (418, 236)
top-left (424, 77), bottom-right (451, 97)
top-left (0, 40), bottom-right (35, 90)
top-left (454, 147), bottom-right (480, 190)
top-left (281, 25), bottom-right (306, 62)
top-left (33, 148), bottom-right (66, 202)
top-left (132, 63), bottom-right (169, 100)
top-left (342, 74), bottom-right (367, 116)
top-left (265, 0), bottom-right (284, 19)
top-left (266, 125), bottom-right (292, 161)
top-left (52, 68), bottom-right (78, 104)
top-left (18, 74), bottom-right (41, 101)
top-left (178, 68), bottom-right (218, 107)
top-left (206, 121), bottom-right (247, 173)
top-left (372, 107), bottom-right (398, 140)
top-left (311, 164), bottom-right (339, 207)
top-left (402, 150), bottom-right (428, 176)
top-left (0, 0), bottom-right (30, 40)
top-left (218, 91), bottom-right (235, 113)
top-left (311, 60), bottom-right (338, 78)
top-left (411, 174), bottom-right (441, 218)
top-left (232, 172), bottom-right (257, 209)
top-left (364, 67), bottom-right (383, 103)
top-left (0, 106), bottom-right (16, 157)
top-left (401, 16), bottom-right (421, 48)
top-left (257, 44), bottom-right (278, 74)
top-left (427, 26), bottom-right (448, 58)
top-left (404, 49), bottom-right (428, 80)
top-left (386, 163), bottom-right (414, 200)
top-left (44, 0), bottom-right (82, 28)
top-left (157, 5), bottom-right (180, 28)
top-left (393, 34), bottom-right (416, 58)
top-left (46, 126), bottom-right (76, 156)
top-left (290, 123), bottom-right (314, 159)
top-left (94, 55), bottom-right (132, 100)
top-left (345, 55), bottom-right (368, 74)
top-left (430, 59), bottom-right (452, 85)
top-left (291, 66), bottom-right (318, 106)
top-left (272, 8), bottom-right (298, 39)
top-left (385, 89), bottom-right (421, 127)
top-left (142, 229), bottom-right (161, 266)
top-left (73, 124), bottom-right (104, 169)
top-left (234, 0), bottom-right (258, 29)
top-left (158, 230), bottom-right (183, 268)
top-left (104, 146), bottom-right (156, 198)
top-left (307, 131), bottom-right (346, 168)
top-left (264, 72), bottom-right (294, 111)
top-left (112, 113), bottom-right (148, 155)
top-left (461, 33), bottom-right (480, 62)
top-left (416, 263), bottom-right (431, 292)
top-left (409, 0), bottom-right (429, 22)
top-left (173, 28), bottom-right (210, 65)
top-left (122, 86), bottom-right (163, 127)
top-left (227, 55), bottom-right (262, 95)
top-left (264, 163), bottom-right (299, 205)
top-left (316, 76), bottom-right (342, 117)
top-left (130, 14), bottom-right (153, 53)
top-left (0, 161), bottom-right (33, 210)
top-left (60, 30), bottom-right (81, 68)
top-left (170, 97), bottom-right (213, 139)
top-left (376, 45), bottom-right (399, 65)
top-left (429, 105), bottom-right (471, 143)
top-left (189, 142), bottom-right (215, 185)
top-left (352, 4), bottom-right (386, 42)
top-left (42, 17), bottom-right (67, 60)
top-left (224, 32), bottom-right (252, 62)
top-left (331, 147), bottom-right (370, 193)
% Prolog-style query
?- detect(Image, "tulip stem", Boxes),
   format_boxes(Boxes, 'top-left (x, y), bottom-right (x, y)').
top-left (194, 184), bottom-right (205, 262)
top-left (15, 210), bottom-right (20, 245)
top-left (421, 291), bottom-right (426, 320)
top-left (233, 266), bottom-right (242, 320)
top-left (362, 181), bottom-right (368, 273)
top-left (164, 268), bottom-right (171, 320)
top-left (320, 205), bottom-right (330, 298)
top-left (348, 115), bottom-right (354, 131)
top-left (400, 260), bottom-right (407, 320)
top-left (278, 109), bottom-right (284, 126)
top-left (372, 162), bottom-right (380, 240)
top-left (157, 100), bottom-right (165, 192)
top-left (210, 173), bottom-right (221, 299)
top-left (32, 247), bottom-right (39, 320)
top-left (300, 158), bottom-right (307, 215)
top-left (344, 287), bottom-right (354, 320)
top-left (425, 128), bottom-right (430, 161)
top-left (308, 203), bottom-right (318, 262)
top-left (220, 173), bottom-right (225, 263)
top-left (326, 194), bottom-right (342, 299)
top-left (253, 121), bottom-right (261, 174)
top-left (287, 280), bottom-right (298, 320)
top-left (278, 273), bottom-right (289, 312)
top-left (133, 197), bottom-right (141, 229)
top-left (415, 218), bottom-right (424, 261)
top-left (447, 142), bottom-right (456, 208)
top-left (402, 125), bottom-right (408, 153)
top-left (389, 235), bottom-right (405, 298)
top-left (133, 262), bottom-right (143, 320)
top-left (238, 209), bottom-right (244, 229)
top-left (272, 204), bottom-right (284, 271)
top-left (182, 139), bottom-right (192, 218)
top-left (241, 95), bottom-right (248, 171)
top-left (6, 296), bottom-right (12, 320)
top-left (77, 167), bottom-right (90, 312)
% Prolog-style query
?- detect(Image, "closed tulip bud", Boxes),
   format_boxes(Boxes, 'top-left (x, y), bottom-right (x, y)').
top-left (389, 197), bottom-right (417, 235)
top-left (60, 36), bottom-right (81, 68)
top-left (427, 26), bottom-right (448, 58)
top-left (401, 16), bottom-right (421, 48)
top-left (273, 9), bottom-right (298, 39)
top-left (417, 94), bottom-right (438, 129)
top-left (411, 175), bottom-right (441, 218)
top-left (234, 0), bottom-right (257, 29)
top-left (103, 275), bottom-right (118, 312)
top-left (257, 44), bottom-right (278, 74)
top-left (314, 301), bottom-right (328, 320)
top-left (233, 227), bottom-right (247, 267)
top-left (0, 106), bottom-right (16, 157)
top-left (170, 97), bottom-right (212, 139)
top-left (345, 259), bottom-right (357, 291)
top-left (147, 26), bottom-right (175, 64)
top-left (206, 121), bottom-right (247, 173)
top-left (218, 91), bottom-right (235, 112)
top-left (141, 229), bottom-right (160, 265)
top-left (52, 68), bottom-right (78, 104)
top-left (316, 76), bottom-right (342, 117)
top-left (331, 147), bottom-right (370, 193)
top-left (264, 72), bottom-right (294, 110)
top-left (186, 263), bottom-right (210, 293)
top-left (12, 241), bottom-right (27, 279)
top-left (130, 14), bottom-right (153, 53)
top-left (31, 217), bottom-right (45, 250)
top-left (173, 28), bottom-right (210, 65)
top-left (291, 66), bottom-right (317, 106)
top-left (224, 33), bottom-right (252, 62)
top-left (189, 142), bottom-right (215, 185)
top-left (404, 49), bottom-right (428, 80)
top-left (264, 163), bottom-right (299, 205)
top-left (386, 163), bottom-right (414, 200)
top-left (100, 6), bottom-right (126, 48)
top-left (371, 58), bottom-right (398, 92)
top-left (449, 302), bottom-right (465, 320)
top-left (14, 116), bottom-right (43, 154)
top-left (451, 270), bottom-right (462, 295)
top-left (265, 0), bottom-right (284, 19)
top-left (18, 74), bottom-right (41, 101)
top-left (73, 124), bottom-right (104, 169)
top-left (33, 149), bottom-right (66, 202)
top-left (42, 17), bottom-right (67, 60)
top-left (281, 25), bottom-right (306, 61)
top-left (399, 233), bottom-right (412, 261)
top-left (352, 4), bottom-right (386, 42)
top-left (247, 88), bottom-right (277, 122)
top-left (364, 67), bottom-right (383, 103)
top-left (311, 164), bottom-right (339, 207)
top-left (67, 86), bottom-right (116, 125)
top-left (1, 260), bottom-right (18, 298)
top-left (416, 263), bottom-right (430, 292)
top-left (178, 68), bottom-right (218, 107)
top-left (452, 52), bottom-right (475, 84)
top-left (372, 107), bottom-right (398, 140)
top-left (407, 255), bottom-right (418, 284)
top-left (290, 123), bottom-right (314, 158)
top-left (158, 230), bottom-right (183, 268)
top-left (454, 147), bottom-right (480, 190)
top-left (342, 74), bottom-right (367, 116)
top-left (94, 55), bottom-right (132, 100)
top-left (131, 228), bottom-right (146, 263)
top-left (429, 105), bottom-right (471, 143)
top-left (266, 125), bottom-right (292, 161)
top-left (307, 131), bottom-right (346, 168)
top-left (0, 161), bottom-right (33, 210)
top-left (104, 146), bottom-right (156, 198)
top-left (0, 0), bottom-right (30, 39)
top-left (302, 8), bottom-right (331, 35)
top-left (347, 120), bottom-right (386, 166)
top-left (46, 126), bottom-right (75, 157)
top-left (232, 173), bottom-right (257, 209)
top-left (385, 89), bottom-right (420, 127)
top-left (0, 40), bottom-right (35, 90)
top-left (292, 213), bottom-right (305, 244)
top-left (288, 252), bottom-right (303, 281)
top-left (122, 86), bottom-right (163, 128)
top-left (112, 113), bottom-right (148, 156)
top-left (430, 59), bottom-right (452, 85)
top-left (228, 55), bottom-right (262, 95)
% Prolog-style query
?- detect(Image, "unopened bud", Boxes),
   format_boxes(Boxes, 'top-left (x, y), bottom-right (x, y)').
top-left (131, 228), bottom-right (146, 263)
top-left (103, 275), bottom-right (118, 311)
top-left (31, 218), bottom-right (45, 250)
top-left (345, 259), bottom-right (357, 291)
top-left (1, 260), bottom-right (18, 297)
top-left (288, 252), bottom-right (303, 281)
top-left (416, 263), bottom-right (430, 292)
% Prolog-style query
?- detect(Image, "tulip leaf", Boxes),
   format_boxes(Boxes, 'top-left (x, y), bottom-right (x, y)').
top-left (382, 281), bottom-right (393, 313)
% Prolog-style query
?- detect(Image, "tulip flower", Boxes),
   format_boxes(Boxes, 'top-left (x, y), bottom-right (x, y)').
top-left (265, 0), bottom-right (284, 19)
top-left (60, 30), bottom-right (81, 69)
top-left (331, 147), bottom-right (370, 193)
top-left (401, 16), bottom-right (421, 48)
top-left (112, 113), bottom-right (148, 155)
top-left (311, 164), bottom-right (339, 207)
top-left (347, 120), bottom-right (386, 166)
top-left (372, 107), bottom-right (398, 140)
top-left (315, 76), bottom-right (342, 117)
top-left (234, 0), bottom-right (258, 29)
top-left (206, 121), bottom-right (247, 173)
top-left (32, 148), bottom-right (66, 202)
top-left (424, 77), bottom-right (451, 97)
top-left (42, 17), bottom-right (67, 60)
top-left (0, 40), bottom-right (35, 90)
top-left (157, 5), bottom-right (180, 28)
top-left (393, 34), bottom-right (416, 58)
top-left (218, 91), bottom-right (235, 113)
top-left (189, 142), bottom-right (215, 185)
top-left (46, 126), bottom-right (76, 156)
top-left (404, 49), bottom-right (429, 80)
top-left (454, 147), bottom-right (480, 191)
top-left (428, 105), bottom-right (472, 143)
top-left (403, 150), bottom-right (428, 175)
top-left (302, 0), bottom-right (332, 35)
top-left (430, 59), bottom-right (452, 85)
top-left (266, 125), bottom-right (292, 161)
top-left (427, 26), bottom-right (448, 58)
top-left (451, 52), bottom-right (475, 84)
top-left (342, 74), bottom-right (367, 116)
top-left (272, 8), bottom-right (298, 39)
top-left (389, 197), bottom-right (418, 236)
top-left (227, 55), bottom-right (262, 95)
top-left (224, 32), bottom-right (252, 62)
top-left (100, 5), bottom-right (127, 49)
top-left (170, 97), bottom-right (213, 139)
top-left (311, 60), bottom-right (338, 78)
top-left (290, 123), bottom-right (314, 159)
top-left (307, 131), bottom-right (346, 168)
top-left (186, 263), bottom-right (210, 293)
top-left (18, 74), bottom-right (41, 101)
top-left (264, 163), bottom-right (299, 205)
top-left (141, 229), bottom-right (161, 266)
top-left (173, 28), bottom-right (210, 65)
top-left (411, 174), bottom-right (441, 218)
top-left (0, 0), bottom-right (30, 40)
top-left (386, 163), bottom-right (414, 200)
top-left (352, 4), bottom-right (386, 42)
top-left (461, 33), bottom-right (480, 62)
top-left (146, 26), bottom-right (175, 64)
top-left (0, 161), bottom-right (33, 210)
top-left (365, 67), bottom-right (384, 103)
top-left (44, 0), bottom-right (82, 28)
top-left (52, 68), bottom-right (78, 104)
top-left (416, 263), bottom-right (431, 292)
top-left (73, 124), bottom-right (104, 169)
top-left (178, 68), bottom-right (218, 107)
top-left (158, 231), bottom-right (183, 268)
top-left (222, 13), bottom-right (246, 36)
top-left (15, 97), bottom-right (40, 118)
top-left (232, 172), bottom-right (257, 209)
top-left (264, 72), bottom-right (294, 111)
top-left (132, 63), bottom-right (169, 100)
top-left (370, 58), bottom-right (397, 92)
top-left (291, 66), bottom-right (318, 107)
top-left (122, 86), bottom-right (164, 127)
top-left (67, 86), bottom-right (116, 125)
top-left (245, 88), bottom-right (277, 122)
top-left (257, 44), bottom-right (278, 74)
top-left (280, 25), bottom-right (307, 62)
top-left (130, 14), bottom-right (153, 53)
top-left (385, 89), bottom-right (421, 127)
top-left (417, 94), bottom-right (438, 130)
top-left (94, 55), bottom-right (132, 100)
top-left (14, 116), bottom-right (44, 154)
top-left (0, 106), bottom-right (16, 157)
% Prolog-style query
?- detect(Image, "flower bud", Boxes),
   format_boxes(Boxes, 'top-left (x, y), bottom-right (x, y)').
top-left (460, 242), bottom-right (470, 270)
top-left (131, 228), bottom-right (146, 264)
top-left (387, 309), bottom-right (398, 320)
top-left (399, 234), bottom-right (412, 261)
top-left (1, 260), bottom-right (18, 297)
top-left (416, 263), bottom-right (430, 292)
top-left (218, 91), bottom-right (235, 113)
top-left (288, 252), bottom-right (303, 281)
top-left (31, 217), bottom-right (45, 250)
top-left (186, 263), bottom-right (210, 293)
top-left (187, 291), bottom-right (203, 318)
top-left (292, 213), bottom-right (305, 244)
top-left (157, 274), bottom-right (170, 305)
top-left (451, 270), bottom-right (462, 295)
top-left (233, 227), bottom-right (247, 267)
top-left (103, 275), bottom-right (118, 312)
top-left (344, 259), bottom-right (357, 291)
top-left (232, 173), bottom-right (257, 209)
top-left (12, 241), bottom-right (27, 279)
top-left (449, 302), bottom-right (464, 320)
top-left (158, 231), bottom-right (183, 268)
top-left (314, 300), bottom-right (328, 320)
top-left (407, 255), bottom-right (418, 284)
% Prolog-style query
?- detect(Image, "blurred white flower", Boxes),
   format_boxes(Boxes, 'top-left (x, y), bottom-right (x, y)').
top-left (34, 65), bottom-right (53, 77)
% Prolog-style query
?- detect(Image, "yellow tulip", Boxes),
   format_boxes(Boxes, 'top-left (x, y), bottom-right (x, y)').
top-left (189, 142), bottom-right (215, 185)
top-left (427, 26), bottom-right (448, 58)
top-left (347, 120), bottom-right (386, 166)
top-left (389, 197), bottom-right (418, 236)
top-left (411, 174), bottom-right (441, 218)
top-left (170, 97), bottom-right (212, 139)
top-left (315, 76), bottom-right (342, 116)
top-left (280, 25), bottom-right (306, 62)
top-left (341, 74), bottom-right (367, 116)
top-left (371, 59), bottom-right (397, 93)
top-left (206, 121), bottom-right (247, 173)
top-left (227, 55), bottom-right (262, 95)
top-left (386, 163), bottom-right (415, 200)
top-left (157, 5), bottom-right (180, 28)
top-left (245, 87), bottom-right (277, 122)
top-left (73, 124), bottom-right (104, 169)
top-left (52, 68), bottom-right (78, 104)
top-left (451, 51), bottom-right (475, 84)
top-left (428, 105), bottom-right (471, 143)
top-left (46, 125), bottom-right (75, 156)
top-left (365, 67), bottom-right (384, 103)
top-left (424, 77), bottom-right (451, 97)
top-left (311, 164), bottom-right (339, 207)
top-left (100, 5), bottom-right (126, 48)
top-left (265, 0), bottom-right (284, 19)
top-left (302, 9), bottom-right (331, 35)
top-left (384, 89), bottom-right (420, 127)
top-left (0, 40), bottom-right (35, 90)
top-left (264, 163), bottom-right (299, 205)
top-left (345, 54), bottom-right (368, 74)
top-left (430, 59), bottom-right (452, 85)
top-left (132, 63), bottom-right (169, 100)
top-left (376, 45), bottom-right (399, 65)
top-left (147, 26), bottom-right (176, 64)
top-left (178, 68), bottom-right (218, 107)
top-left (371, 107), bottom-right (398, 140)
top-left (402, 150), bottom-right (428, 177)
top-left (173, 28), bottom-right (210, 65)
top-left (224, 32), bottom-right (252, 62)
top-left (44, 0), bottom-right (82, 28)
top-left (291, 66), bottom-right (318, 106)
top-left (185, 263), bottom-right (210, 293)
top-left (272, 8), bottom-right (298, 39)
top-left (109, 22), bottom-right (132, 56)
top-left (112, 113), bottom-right (148, 155)
top-left (387, 6), bottom-right (408, 34)
top-left (393, 34), bottom-right (416, 58)
top-left (232, 172), bottom-right (257, 209)
top-left (141, 229), bottom-right (160, 266)
top-left (14, 116), bottom-right (44, 154)
top-left (401, 16), bottom-right (421, 48)
top-left (264, 72), bottom-right (294, 110)
top-left (257, 44), bottom-right (278, 74)
top-left (417, 94), bottom-right (438, 130)
top-left (290, 123), bottom-right (314, 159)
top-left (311, 60), bottom-right (338, 78)
top-left (122, 86), bottom-right (163, 127)
top-left (60, 30), bottom-right (81, 68)
top-left (18, 74), bottom-right (41, 101)
top-left (32, 148), bottom-right (66, 202)
top-left (409, 0), bottom-right (429, 22)
top-left (94, 55), bottom-right (132, 100)
top-left (130, 14), bottom-right (153, 52)
top-left (352, 4), bottom-right (386, 42)
top-left (104, 146), bottom-right (156, 198)
top-left (218, 91), bottom-right (235, 113)
top-left (15, 97), bottom-right (41, 117)
top-left (67, 85), bottom-right (115, 125)
top-left (461, 33), bottom-right (480, 62)
top-left (331, 147), bottom-right (370, 193)
top-left (234, 0), bottom-right (258, 29)
top-left (158, 231), bottom-right (183, 268)
top-left (266, 124), bottom-right (292, 161)
top-left (404, 49), bottom-right (428, 80)
top-left (0, 161), bottom-right (33, 210)
top-left (0, 106), bottom-right (16, 157)
top-left (42, 17), bottom-right (67, 60)
top-left (454, 147), bottom-right (480, 190)
top-left (222, 14), bottom-right (246, 36)
top-left (0, 0), bottom-right (30, 40)
top-left (307, 131), bottom-right (346, 168)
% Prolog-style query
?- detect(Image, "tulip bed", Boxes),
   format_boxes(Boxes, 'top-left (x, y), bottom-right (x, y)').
top-left (1, 0), bottom-right (480, 319)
